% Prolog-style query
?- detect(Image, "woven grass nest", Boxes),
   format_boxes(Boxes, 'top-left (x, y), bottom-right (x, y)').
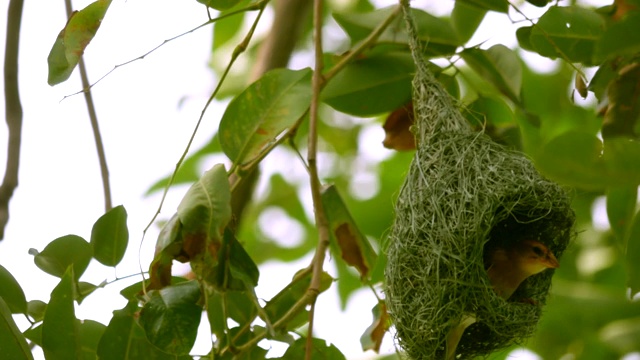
top-left (384, 2), bottom-right (576, 359)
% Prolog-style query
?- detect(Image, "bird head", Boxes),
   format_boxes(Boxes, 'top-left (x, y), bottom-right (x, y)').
top-left (512, 239), bottom-right (559, 276)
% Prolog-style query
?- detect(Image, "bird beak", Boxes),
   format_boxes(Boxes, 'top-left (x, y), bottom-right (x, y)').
top-left (544, 251), bottom-right (560, 269)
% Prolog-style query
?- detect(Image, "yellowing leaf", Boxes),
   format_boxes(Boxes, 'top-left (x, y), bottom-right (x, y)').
top-left (47, 0), bottom-right (112, 85)
top-left (360, 301), bottom-right (390, 353)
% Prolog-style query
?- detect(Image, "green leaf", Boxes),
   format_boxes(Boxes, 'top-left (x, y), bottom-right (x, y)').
top-left (603, 138), bottom-right (640, 185)
top-left (333, 7), bottom-right (404, 45)
top-left (412, 9), bottom-right (462, 54)
top-left (536, 132), bottom-right (640, 188)
top-left (457, 0), bottom-right (508, 13)
top-left (177, 163), bottom-right (231, 245)
top-left (536, 131), bottom-right (605, 188)
top-left (332, 252), bottom-right (363, 310)
top-left (602, 63), bottom-right (640, 139)
top-left (42, 268), bottom-right (81, 360)
top-left (451, 1), bottom-right (487, 43)
top-left (595, 11), bottom-right (640, 61)
top-left (47, 0), bottom-right (112, 85)
top-left (333, 7), bottom-right (460, 56)
top-left (460, 45), bottom-right (522, 104)
top-left (516, 26), bottom-right (535, 52)
top-left (607, 187), bottom-right (638, 244)
top-left (0, 297), bottom-right (33, 360)
top-left (463, 95), bottom-right (515, 127)
top-left (280, 337), bottom-right (346, 360)
top-left (264, 269), bottom-right (333, 331)
top-left (139, 281), bottom-right (202, 355)
top-left (91, 205), bottom-right (128, 267)
top-left (321, 185), bottom-right (377, 280)
top-left (0, 264), bottom-right (27, 314)
top-left (30, 235), bottom-right (92, 280)
top-left (196, 0), bottom-right (242, 10)
top-left (529, 6), bottom-right (605, 66)
top-left (78, 320), bottom-right (106, 360)
top-left (213, 5), bottom-right (246, 51)
top-left (219, 68), bottom-right (312, 164)
top-left (97, 301), bottom-right (188, 360)
top-left (77, 281), bottom-right (106, 304)
top-left (206, 289), bottom-right (256, 339)
top-left (322, 52), bottom-right (414, 116)
top-left (625, 211), bottom-right (640, 296)
top-left (26, 300), bottom-right (47, 323)
top-left (23, 324), bottom-right (42, 347)
top-left (219, 228), bottom-right (260, 290)
top-left (588, 59), bottom-right (617, 101)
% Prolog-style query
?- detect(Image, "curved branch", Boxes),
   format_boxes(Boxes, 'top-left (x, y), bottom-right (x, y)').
top-left (0, 0), bottom-right (25, 241)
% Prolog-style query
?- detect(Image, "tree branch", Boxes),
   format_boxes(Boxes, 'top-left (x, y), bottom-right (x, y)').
top-left (305, 0), bottom-right (330, 357)
top-left (64, 0), bottom-right (112, 212)
top-left (0, 0), bottom-right (25, 240)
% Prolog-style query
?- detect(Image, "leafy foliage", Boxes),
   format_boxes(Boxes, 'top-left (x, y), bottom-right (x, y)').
top-left (3, 0), bottom-right (640, 359)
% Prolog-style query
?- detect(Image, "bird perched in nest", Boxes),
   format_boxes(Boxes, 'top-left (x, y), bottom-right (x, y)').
top-left (444, 239), bottom-right (560, 360)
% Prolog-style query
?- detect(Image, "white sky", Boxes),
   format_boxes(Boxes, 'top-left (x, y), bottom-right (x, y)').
top-left (0, 0), bottom-right (619, 359)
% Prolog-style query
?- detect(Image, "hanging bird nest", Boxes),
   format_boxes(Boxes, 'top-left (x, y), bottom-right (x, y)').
top-left (384, 2), bottom-right (576, 359)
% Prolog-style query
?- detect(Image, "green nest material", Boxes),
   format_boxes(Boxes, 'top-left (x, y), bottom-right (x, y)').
top-left (384, 3), bottom-right (575, 359)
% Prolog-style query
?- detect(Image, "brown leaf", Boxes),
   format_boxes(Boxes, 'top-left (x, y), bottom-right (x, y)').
top-left (335, 223), bottom-right (369, 278)
top-left (613, 0), bottom-right (638, 21)
top-left (382, 102), bottom-right (416, 151)
top-left (360, 301), bottom-right (390, 353)
top-left (148, 258), bottom-right (172, 291)
top-left (575, 73), bottom-right (588, 99)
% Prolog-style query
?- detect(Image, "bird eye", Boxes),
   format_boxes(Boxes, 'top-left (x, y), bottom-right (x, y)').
top-left (532, 246), bottom-right (545, 256)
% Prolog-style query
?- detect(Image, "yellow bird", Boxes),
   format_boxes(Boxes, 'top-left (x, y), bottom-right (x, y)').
top-left (445, 239), bottom-right (560, 360)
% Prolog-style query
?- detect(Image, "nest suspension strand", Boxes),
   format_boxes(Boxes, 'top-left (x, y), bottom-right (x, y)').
top-left (384, 2), bottom-right (575, 359)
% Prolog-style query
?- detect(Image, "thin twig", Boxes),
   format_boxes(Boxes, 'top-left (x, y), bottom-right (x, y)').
top-left (63, 0), bottom-right (112, 212)
top-left (0, 0), bottom-right (25, 241)
top-left (61, 1), bottom-right (266, 101)
top-left (305, 0), bottom-right (330, 358)
top-left (140, 2), bottom-right (268, 293)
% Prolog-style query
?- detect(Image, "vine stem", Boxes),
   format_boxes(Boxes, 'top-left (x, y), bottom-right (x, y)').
top-left (64, 0), bottom-right (112, 212)
top-left (305, 0), bottom-right (329, 358)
